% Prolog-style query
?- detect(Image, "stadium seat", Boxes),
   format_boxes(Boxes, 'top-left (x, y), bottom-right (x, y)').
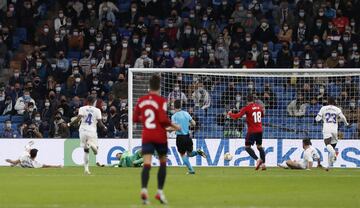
top-left (0, 115), bottom-right (11, 123)
top-left (11, 116), bottom-right (23, 123)
top-left (15, 28), bottom-right (27, 42)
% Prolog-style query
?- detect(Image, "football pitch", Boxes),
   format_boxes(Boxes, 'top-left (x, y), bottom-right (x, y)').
top-left (0, 167), bottom-right (359, 208)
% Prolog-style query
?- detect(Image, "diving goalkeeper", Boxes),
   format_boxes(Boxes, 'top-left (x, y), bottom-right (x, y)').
top-left (97, 149), bottom-right (143, 167)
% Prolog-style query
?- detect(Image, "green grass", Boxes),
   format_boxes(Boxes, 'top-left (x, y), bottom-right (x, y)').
top-left (0, 167), bottom-right (359, 208)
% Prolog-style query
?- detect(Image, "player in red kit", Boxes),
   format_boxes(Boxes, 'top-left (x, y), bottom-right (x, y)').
top-left (228, 94), bottom-right (266, 170)
top-left (133, 75), bottom-right (180, 205)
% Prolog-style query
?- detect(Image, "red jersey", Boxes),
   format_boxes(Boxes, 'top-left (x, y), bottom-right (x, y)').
top-left (228, 102), bottom-right (263, 133)
top-left (133, 92), bottom-right (171, 144)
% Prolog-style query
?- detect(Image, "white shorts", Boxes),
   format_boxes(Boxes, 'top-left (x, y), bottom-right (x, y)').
top-left (323, 131), bottom-right (338, 144)
top-left (294, 160), bottom-right (307, 169)
top-left (79, 130), bottom-right (98, 148)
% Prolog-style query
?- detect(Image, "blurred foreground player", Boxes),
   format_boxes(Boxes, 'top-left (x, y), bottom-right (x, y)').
top-left (133, 74), bottom-right (180, 205)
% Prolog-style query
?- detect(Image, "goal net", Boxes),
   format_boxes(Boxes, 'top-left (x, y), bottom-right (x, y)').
top-left (128, 69), bottom-right (360, 147)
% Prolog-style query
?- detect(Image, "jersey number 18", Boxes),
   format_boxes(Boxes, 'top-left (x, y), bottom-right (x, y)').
top-left (252, 111), bottom-right (261, 123)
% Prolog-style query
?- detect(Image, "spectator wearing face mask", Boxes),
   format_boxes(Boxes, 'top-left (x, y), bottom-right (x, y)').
top-left (287, 94), bottom-right (308, 117)
top-left (56, 51), bottom-right (70, 75)
top-left (173, 51), bottom-right (185, 68)
top-left (41, 99), bottom-right (53, 121)
top-left (114, 39), bottom-right (134, 68)
top-left (112, 73), bottom-right (128, 100)
top-left (134, 50), bottom-right (153, 68)
top-left (0, 95), bottom-right (14, 115)
top-left (23, 102), bottom-right (37, 125)
top-left (326, 50), bottom-right (339, 68)
top-left (22, 123), bottom-right (43, 138)
top-left (168, 83), bottom-right (188, 105)
top-left (69, 74), bottom-right (88, 98)
top-left (8, 69), bottom-right (24, 87)
top-left (253, 19), bottom-right (276, 44)
top-left (49, 111), bottom-right (70, 138)
top-left (184, 48), bottom-right (200, 68)
top-left (68, 28), bottom-right (84, 51)
top-left (257, 51), bottom-right (275, 68)
top-left (21, 54), bottom-right (35, 76)
top-left (14, 90), bottom-right (36, 115)
top-left (107, 106), bottom-right (121, 138)
top-left (1, 120), bottom-right (20, 138)
top-left (18, 1), bottom-right (35, 42)
top-left (37, 24), bottom-right (52, 51)
top-left (0, 36), bottom-right (7, 70)
top-left (54, 10), bottom-right (67, 31)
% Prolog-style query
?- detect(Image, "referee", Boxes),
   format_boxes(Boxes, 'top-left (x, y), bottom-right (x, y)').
top-left (171, 100), bottom-right (206, 174)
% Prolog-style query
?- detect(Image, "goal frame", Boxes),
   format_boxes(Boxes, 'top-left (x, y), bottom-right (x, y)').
top-left (128, 68), bottom-right (360, 150)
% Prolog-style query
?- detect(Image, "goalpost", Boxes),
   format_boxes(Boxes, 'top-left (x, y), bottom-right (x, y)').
top-left (128, 68), bottom-right (360, 151)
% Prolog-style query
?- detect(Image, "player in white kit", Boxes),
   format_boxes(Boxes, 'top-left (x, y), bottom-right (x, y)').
top-left (315, 97), bottom-right (349, 168)
top-left (5, 141), bottom-right (62, 168)
top-left (278, 139), bottom-right (323, 170)
top-left (68, 96), bottom-right (107, 174)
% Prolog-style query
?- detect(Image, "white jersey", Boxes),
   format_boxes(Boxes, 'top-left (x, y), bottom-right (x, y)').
top-left (299, 146), bottom-right (320, 169)
top-left (78, 105), bottom-right (102, 134)
top-left (315, 105), bottom-right (348, 136)
top-left (19, 154), bottom-right (43, 168)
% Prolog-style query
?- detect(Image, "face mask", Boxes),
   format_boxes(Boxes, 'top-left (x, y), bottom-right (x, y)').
top-left (164, 51), bottom-right (170, 56)
top-left (59, 13), bottom-right (64, 18)
top-left (93, 81), bottom-right (99, 85)
top-left (44, 28), bottom-right (49, 33)
top-left (294, 61), bottom-right (299, 65)
top-left (326, 40), bottom-right (332, 46)
top-left (45, 102), bottom-right (50, 107)
top-left (51, 64), bottom-right (56, 68)
top-left (248, 84), bottom-right (253, 89)
top-left (207, 45), bottom-right (212, 50)
top-left (6, 123), bottom-right (11, 128)
top-left (131, 8), bottom-right (137, 12)
top-left (317, 63), bottom-right (323, 68)
top-left (339, 60), bottom-right (345, 65)
top-left (189, 51), bottom-right (195, 56)
top-left (24, 95), bottom-right (30, 100)
top-left (56, 86), bottom-right (61, 92)
top-left (338, 47), bottom-right (343, 51)
top-left (174, 87), bottom-right (180, 91)
top-left (350, 102), bottom-right (356, 108)
top-left (245, 37), bottom-right (251, 42)
top-left (252, 47), bottom-right (257, 51)
top-left (319, 12), bottom-right (324, 16)
top-left (189, 14), bottom-right (195, 18)
top-left (73, 32), bottom-right (79, 36)
top-left (0, 96), bottom-right (4, 101)
top-left (236, 96), bottom-right (241, 101)
top-left (90, 59), bottom-right (96, 65)
top-left (102, 105), bottom-right (107, 111)
top-left (299, 12), bottom-right (305, 17)
top-left (261, 22), bottom-right (268, 28)
top-left (264, 54), bottom-right (269, 59)
top-left (299, 23), bottom-right (304, 27)
top-left (185, 29), bottom-right (191, 34)
top-left (319, 88), bottom-right (325, 94)
top-left (106, 46), bottom-right (111, 51)
top-left (332, 53), bottom-right (337, 58)
top-left (96, 38), bottom-right (102, 42)
top-left (102, 116), bottom-right (108, 121)
top-left (168, 23), bottom-right (174, 28)
top-left (35, 117), bottom-right (41, 121)
top-left (316, 22), bottom-right (322, 27)
top-left (60, 30), bottom-right (66, 35)
top-left (235, 60), bottom-right (240, 64)
top-left (75, 78), bottom-right (81, 83)
top-left (353, 46), bottom-right (358, 51)
top-left (122, 43), bottom-right (128, 48)
top-left (314, 39), bottom-right (319, 44)
top-left (73, 70), bottom-right (79, 75)
top-left (29, 107), bottom-right (34, 112)
top-left (55, 37), bottom-right (60, 42)
top-left (89, 46), bottom-right (95, 51)
top-left (283, 26), bottom-right (289, 30)
top-left (344, 37), bottom-right (350, 42)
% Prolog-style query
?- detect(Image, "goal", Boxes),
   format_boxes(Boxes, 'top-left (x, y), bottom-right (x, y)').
top-left (128, 68), bottom-right (360, 149)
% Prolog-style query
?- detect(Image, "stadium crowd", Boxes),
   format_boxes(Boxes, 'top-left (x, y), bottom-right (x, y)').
top-left (0, 0), bottom-right (359, 138)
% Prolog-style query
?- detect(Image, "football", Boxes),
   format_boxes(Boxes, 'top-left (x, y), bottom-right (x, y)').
top-left (224, 152), bottom-right (233, 161)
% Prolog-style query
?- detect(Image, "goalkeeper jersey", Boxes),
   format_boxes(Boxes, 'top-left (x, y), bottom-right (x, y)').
top-left (118, 150), bottom-right (143, 167)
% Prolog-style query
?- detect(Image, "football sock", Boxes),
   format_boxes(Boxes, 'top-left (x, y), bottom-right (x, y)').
top-left (182, 155), bottom-right (194, 172)
top-left (257, 147), bottom-right (266, 163)
top-left (187, 151), bottom-right (198, 157)
top-left (157, 162), bottom-right (166, 190)
top-left (245, 147), bottom-right (258, 160)
top-left (326, 144), bottom-right (336, 166)
top-left (141, 164), bottom-right (151, 188)
top-left (84, 152), bottom-right (89, 171)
